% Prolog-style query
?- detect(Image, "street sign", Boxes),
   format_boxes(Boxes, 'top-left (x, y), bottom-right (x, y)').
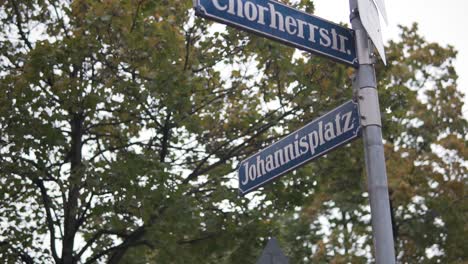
top-left (238, 100), bottom-right (360, 195)
top-left (372, 0), bottom-right (388, 24)
top-left (194, 0), bottom-right (357, 67)
top-left (357, 0), bottom-right (386, 64)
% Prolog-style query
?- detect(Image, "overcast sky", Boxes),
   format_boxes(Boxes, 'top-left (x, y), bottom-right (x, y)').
top-left (314, 0), bottom-right (468, 117)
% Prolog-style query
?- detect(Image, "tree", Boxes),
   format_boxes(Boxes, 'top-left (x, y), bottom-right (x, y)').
top-left (275, 24), bottom-right (468, 263)
top-left (0, 1), bottom-right (466, 263)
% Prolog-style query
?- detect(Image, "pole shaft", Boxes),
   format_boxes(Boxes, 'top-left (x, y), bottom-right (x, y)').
top-left (348, 0), bottom-right (396, 263)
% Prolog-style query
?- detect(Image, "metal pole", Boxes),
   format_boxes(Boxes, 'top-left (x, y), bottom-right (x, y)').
top-left (348, 0), bottom-right (396, 263)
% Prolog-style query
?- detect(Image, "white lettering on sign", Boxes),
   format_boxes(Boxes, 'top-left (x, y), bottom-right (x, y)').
top-left (210, 0), bottom-right (352, 56)
top-left (241, 110), bottom-right (355, 185)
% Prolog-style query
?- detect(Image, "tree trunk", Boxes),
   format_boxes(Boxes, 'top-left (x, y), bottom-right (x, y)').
top-left (62, 113), bottom-right (84, 264)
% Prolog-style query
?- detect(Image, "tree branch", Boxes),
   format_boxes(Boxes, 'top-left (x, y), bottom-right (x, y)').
top-left (177, 232), bottom-right (219, 245)
top-left (182, 104), bottom-right (303, 184)
top-left (76, 229), bottom-right (129, 261)
top-left (32, 179), bottom-right (61, 263)
top-left (159, 112), bottom-right (172, 162)
top-left (0, 241), bottom-right (35, 264)
top-left (75, 193), bottom-right (94, 234)
top-left (48, 0), bottom-right (71, 39)
top-left (84, 226), bottom-right (145, 264)
top-left (10, 0), bottom-right (33, 50)
top-left (130, 0), bottom-right (144, 33)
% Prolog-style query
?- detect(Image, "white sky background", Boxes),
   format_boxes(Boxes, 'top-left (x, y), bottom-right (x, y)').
top-left (313, 0), bottom-right (468, 118)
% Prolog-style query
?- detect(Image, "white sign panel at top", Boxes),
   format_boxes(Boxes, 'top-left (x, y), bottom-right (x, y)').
top-left (373, 0), bottom-right (388, 24)
top-left (357, 0), bottom-right (386, 65)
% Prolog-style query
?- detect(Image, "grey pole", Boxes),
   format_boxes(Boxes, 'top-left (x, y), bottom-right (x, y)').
top-left (348, 0), bottom-right (396, 263)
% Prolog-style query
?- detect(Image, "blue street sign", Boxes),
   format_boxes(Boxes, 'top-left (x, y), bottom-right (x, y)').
top-left (238, 100), bottom-right (361, 195)
top-left (194, 0), bottom-right (357, 66)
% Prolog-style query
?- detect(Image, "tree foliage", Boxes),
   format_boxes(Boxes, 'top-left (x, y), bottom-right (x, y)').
top-left (0, 0), bottom-right (466, 263)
